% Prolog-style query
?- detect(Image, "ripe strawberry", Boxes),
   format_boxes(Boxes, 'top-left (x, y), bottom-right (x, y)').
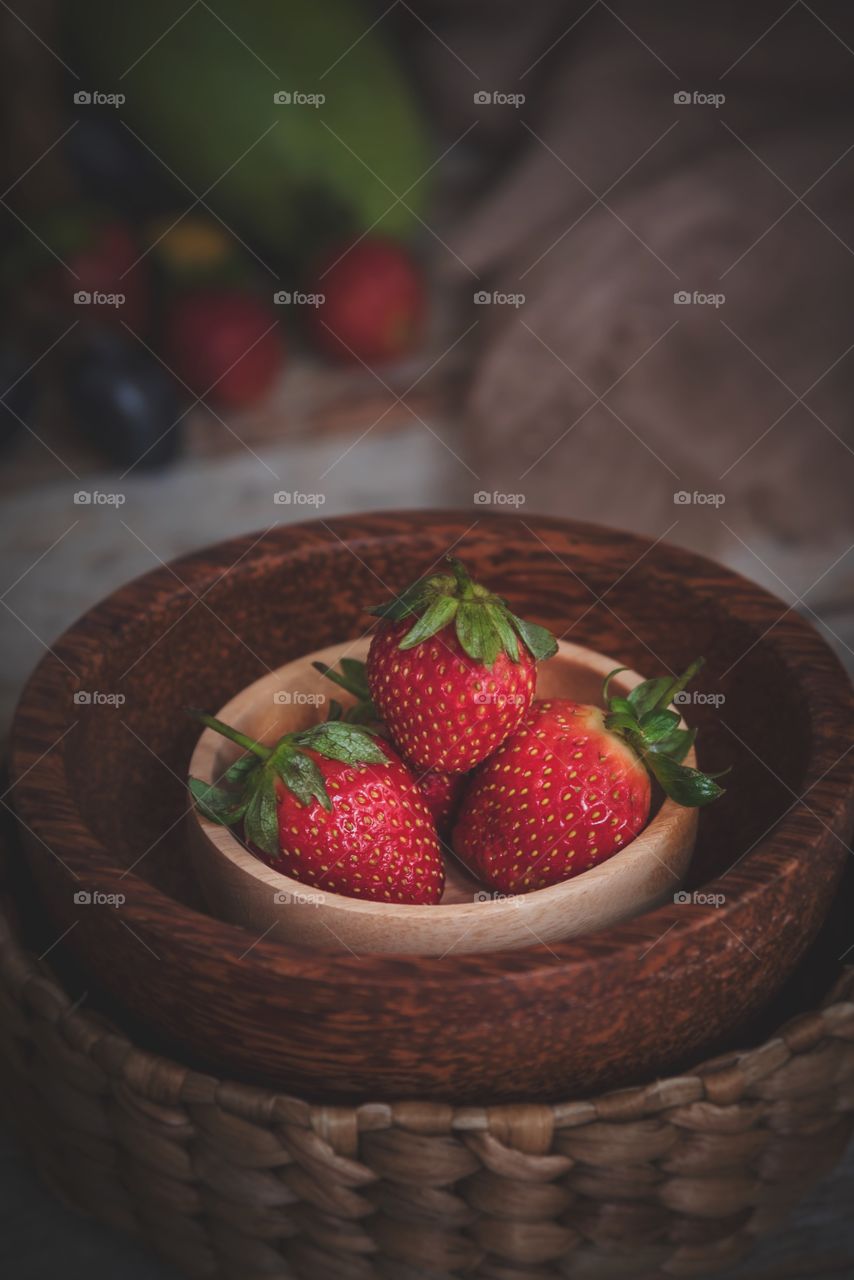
top-left (34, 214), bottom-right (149, 331)
top-left (67, 220), bottom-right (149, 331)
top-left (366, 557), bottom-right (557, 773)
top-left (306, 237), bottom-right (425, 363)
top-left (189, 711), bottom-right (443, 904)
top-left (164, 289), bottom-right (282, 408)
top-left (313, 655), bottom-right (467, 837)
top-left (418, 769), bottom-right (467, 837)
top-left (452, 661), bottom-right (726, 894)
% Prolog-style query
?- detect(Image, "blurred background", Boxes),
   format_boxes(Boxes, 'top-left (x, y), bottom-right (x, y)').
top-left (1, 2), bottom-right (854, 1274)
top-left (2, 0), bottom-right (853, 735)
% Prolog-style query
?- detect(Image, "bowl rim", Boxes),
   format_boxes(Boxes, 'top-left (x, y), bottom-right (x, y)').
top-left (187, 637), bottom-right (697, 928)
top-left (10, 510), bottom-right (854, 993)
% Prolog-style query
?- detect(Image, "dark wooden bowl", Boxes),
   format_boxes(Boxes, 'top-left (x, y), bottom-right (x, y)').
top-left (10, 512), bottom-right (854, 1103)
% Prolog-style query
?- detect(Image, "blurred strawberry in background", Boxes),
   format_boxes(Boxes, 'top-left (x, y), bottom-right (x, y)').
top-left (306, 238), bottom-right (425, 364)
top-left (64, 218), bottom-right (149, 331)
top-left (163, 290), bottom-right (284, 409)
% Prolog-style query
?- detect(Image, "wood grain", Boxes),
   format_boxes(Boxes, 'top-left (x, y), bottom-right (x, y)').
top-left (9, 511), bottom-right (854, 1103)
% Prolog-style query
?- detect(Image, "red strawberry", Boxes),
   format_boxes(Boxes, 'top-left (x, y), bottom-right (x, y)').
top-left (164, 289), bottom-right (282, 408)
top-left (35, 216), bottom-right (149, 331)
top-left (418, 768), bottom-right (467, 838)
top-left (366, 557), bottom-right (557, 773)
top-left (313, 654), bottom-right (467, 837)
top-left (189, 712), bottom-right (443, 904)
top-left (453, 662), bottom-right (726, 894)
top-left (306, 237), bottom-right (425, 363)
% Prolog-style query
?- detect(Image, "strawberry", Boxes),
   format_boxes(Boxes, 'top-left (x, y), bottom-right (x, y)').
top-left (189, 711), bottom-right (443, 904)
top-left (67, 220), bottom-right (149, 331)
top-left (366, 558), bottom-right (557, 773)
top-left (452, 661), bottom-right (725, 894)
top-left (164, 289), bottom-right (282, 408)
top-left (418, 769), bottom-right (467, 837)
top-left (313, 655), bottom-right (467, 837)
top-left (305, 237), bottom-right (425, 363)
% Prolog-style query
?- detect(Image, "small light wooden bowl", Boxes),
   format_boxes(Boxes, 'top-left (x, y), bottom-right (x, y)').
top-left (187, 639), bottom-right (698, 955)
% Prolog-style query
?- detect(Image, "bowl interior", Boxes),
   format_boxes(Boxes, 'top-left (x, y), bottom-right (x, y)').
top-left (57, 518), bottom-right (811, 925)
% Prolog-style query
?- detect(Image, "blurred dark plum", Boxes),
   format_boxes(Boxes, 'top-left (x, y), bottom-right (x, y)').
top-left (66, 111), bottom-right (176, 217)
top-left (64, 327), bottom-right (184, 470)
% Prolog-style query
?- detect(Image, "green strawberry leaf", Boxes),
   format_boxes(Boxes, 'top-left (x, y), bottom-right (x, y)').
top-left (188, 777), bottom-right (249, 826)
top-left (604, 711), bottom-right (639, 735)
top-left (628, 677), bottom-right (674, 718)
top-left (645, 753), bottom-right (727, 807)
top-left (367, 574), bottom-right (447, 621)
top-left (608, 696), bottom-right (634, 718)
top-left (509, 613), bottom-right (558, 661)
top-left (223, 753), bottom-right (262, 786)
top-left (243, 780), bottom-right (281, 854)
top-left (399, 593), bottom-right (459, 649)
top-left (480, 615), bottom-right (504, 667)
top-left (298, 721), bottom-right (387, 766)
top-left (312, 661), bottom-right (357, 696)
top-left (639, 709), bottom-right (681, 741)
top-left (648, 726), bottom-right (696, 764)
top-left (277, 752), bottom-right (332, 812)
top-left (455, 599), bottom-right (479, 661)
top-left (456, 600), bottom-right (503, 666)
top-left (487, 605), bottom-right (520, 662)
top-left (339, 657), bottom-right (371, 692)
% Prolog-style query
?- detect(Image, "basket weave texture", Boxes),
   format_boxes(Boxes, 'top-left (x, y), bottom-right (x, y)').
top-left (2, 898), bottom-right (854, 1280)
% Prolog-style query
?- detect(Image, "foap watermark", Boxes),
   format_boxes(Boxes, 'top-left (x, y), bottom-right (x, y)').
top-left (673, 490), bottom-right (726, 507)
top-left (74, 889), bottom-right (126, 907)
top-left (273, 690), bottom-right (326, 707)
top-left (274, 290), bottom-right (324, 308)
top-left (73, 690), bottom-right (126, 707)
top-left (473, 90), bottom-right (526, 108)
top-left (74, 489), bottom-right (126, 506)
top-left (673, 90), bottom-right (725, 108)
top-left (673, 690), bottom-right (726, 709)
top-left (474, 490), bottom-right (526, 507)
top-left (674, 889), bottom-right (726, 908)
top-left (474, 890), bottom-right (524, 905)
top-left (74, 289), bottom-right (126, 309)
top-left (273, 491), bottom-right (326, 507)
top-left (674, 289), bottom-right (725, 308)
top-left (473, 690), bottom-right (528, 708)
top-left (273, 89), bottom-right (325, 107)
top-left (74, 89), bottom-right (125, 108)
top-left (474, 289), bottom-right (525, 308)
top-left (273, 889), bottom-right (324, 905)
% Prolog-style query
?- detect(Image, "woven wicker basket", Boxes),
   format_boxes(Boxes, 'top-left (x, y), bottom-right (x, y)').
top-left (2, 868), bottom-right (854, 1280)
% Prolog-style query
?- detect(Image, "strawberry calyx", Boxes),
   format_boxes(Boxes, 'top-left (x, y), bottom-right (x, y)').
top-left (311, 656), bottom-right (376, 725)
top-left (187, 709), bottom-right (387, 856)
top-left (367, 556), bottom-right (557, 667)
top-left (601, 659), bottom-right (727, 807)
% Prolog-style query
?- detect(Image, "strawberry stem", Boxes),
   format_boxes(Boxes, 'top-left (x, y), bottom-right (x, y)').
top-left (187, 708), bottom-right (271, 759)
top-left (447, 556), bottom-right (473, 597)
top-left (651, 658), bottom-right (705, 715)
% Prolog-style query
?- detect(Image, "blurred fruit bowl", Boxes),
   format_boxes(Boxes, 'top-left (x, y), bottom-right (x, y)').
top-left (10, 511), bottom-right (854, 1102)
